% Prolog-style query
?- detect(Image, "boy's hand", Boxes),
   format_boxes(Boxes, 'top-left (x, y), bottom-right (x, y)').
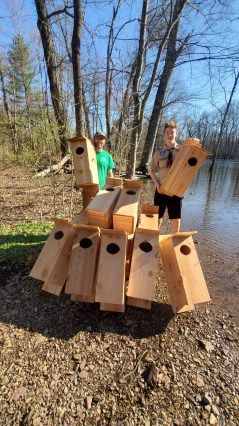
top-left (156, 181), bottom-right (161, 193)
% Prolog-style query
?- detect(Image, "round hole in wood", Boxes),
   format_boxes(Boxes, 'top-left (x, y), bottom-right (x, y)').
top-left (79, 238), bottom-right (92, 249)
top-left (145, 214), bottom-right (154, 218)
top-left (106, 243), bottom-right (120, 254)
top-left (188, 157), bottom-right (197, 166)
top-left (126, 190), bottom-right (136, 195)
top-left (54, 231), bottom-right (64, 240)
top-left (76, 146), bottom-right (84, 155)
top-left (139, 241), bottom-right (153, 253)
top-left (106, 187), bottom-right (115, 192)
top-left (180, 244), bottom-right (191, 255)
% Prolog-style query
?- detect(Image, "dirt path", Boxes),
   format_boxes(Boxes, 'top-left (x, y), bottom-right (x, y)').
top-left (0, 166), bottom-right (238, 425)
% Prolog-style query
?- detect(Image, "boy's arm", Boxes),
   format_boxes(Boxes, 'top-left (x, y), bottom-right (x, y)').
top-left (107, 169), bottom-right (114, 177)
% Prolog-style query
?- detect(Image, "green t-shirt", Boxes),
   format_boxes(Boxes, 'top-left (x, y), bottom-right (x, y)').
top-left (96, 150), bottom-right (115, 189)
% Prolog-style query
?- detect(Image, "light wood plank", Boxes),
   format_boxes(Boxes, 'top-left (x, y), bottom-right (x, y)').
top-left (95, 230), bottom-right (127, 304)
top-left (65, 225), bottom-right (100, 297)
top-left (127, 297), bottom-right (151, 309)
top-left (159, 237), bottom-right (194, 313)
top-left (172, 235), bottom-right (210, 304)
top-left (127, 228), bottom-right (159, 301)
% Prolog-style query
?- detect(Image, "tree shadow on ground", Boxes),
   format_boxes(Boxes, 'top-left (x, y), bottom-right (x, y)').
top-left (0, 270), bottom-right (174, 340)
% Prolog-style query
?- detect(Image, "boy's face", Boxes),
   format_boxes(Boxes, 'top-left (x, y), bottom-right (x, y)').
top-left (164, 127), bottom-right (177, 147)
top-left (94, 136), bottom-right (106, 151)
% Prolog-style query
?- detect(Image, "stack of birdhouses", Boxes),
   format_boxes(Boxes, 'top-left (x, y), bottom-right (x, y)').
top-left (30, 135), bottom-right (211, 313)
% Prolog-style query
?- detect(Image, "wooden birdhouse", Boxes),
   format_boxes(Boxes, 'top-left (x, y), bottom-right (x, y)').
top-left (159, 232), bottom-right (211, 314)
top-left (86, 185), bottom-right (122, 229)
top-left (113, 179), bottom-right (143, 233)
top-left (68, 134), bottom-right (99, 187)
top-left (65, 225), bottom-right (100, 302)
top-left (95, 229), bottom-right (127, 312)
top-left (161, 141), bottom-right (211, 197)
top-left (30, 219), bottom-right (76, 295)
top-left (127, 228), bottom-right (159, 309)
top-left (138, 204), bottom-right (159, 230)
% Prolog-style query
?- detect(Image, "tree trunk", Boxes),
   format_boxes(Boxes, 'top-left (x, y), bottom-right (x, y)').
top-left (0, 63), bottom-right (18, 149)
top-left (209, 70), bottom-right (239, 172)
top-left (34, 0), bottom-right (68, 157)
top-left (72, 0), bottom-right (85, 135)
top-left (125, 0), bottom-right (148, 178)
top-left (138, 0), bottom-right (188, 170)
top-left (105, 1), bottom-right (121, 147)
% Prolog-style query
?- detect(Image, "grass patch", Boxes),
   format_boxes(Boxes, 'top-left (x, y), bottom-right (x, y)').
top-left (0, 221), bottom-right (52, 262)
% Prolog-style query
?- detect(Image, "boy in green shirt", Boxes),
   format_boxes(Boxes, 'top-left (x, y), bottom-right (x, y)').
top-left (93, 132), bottom-right (115, 189)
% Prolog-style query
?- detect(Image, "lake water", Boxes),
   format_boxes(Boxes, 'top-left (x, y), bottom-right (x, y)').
top-left (146, 159), bottom-right (239, 267)
top-left (181, 160), bottom-right (239, 263)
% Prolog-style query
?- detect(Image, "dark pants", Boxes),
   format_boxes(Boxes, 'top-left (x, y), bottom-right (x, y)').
top-left (154, 191), bottom-right (182, 219)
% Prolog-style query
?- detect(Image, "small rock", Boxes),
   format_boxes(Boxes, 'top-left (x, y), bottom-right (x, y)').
top-left (234, 409), bottom-right (239, 418)
top-left (209, 413), bottom-right (217, 424)
top-left (92, 395), bottom-right (101, 404)
top-left (198, 339), bottom-right (214, 353)
top-left (73, 353), bottom-right (81, 361)
top-left (78, 370), bottom-right (88, 379)
top-left (84, 396), bottom-right (92, 409)
top-left (211, 405), bottom-right (219, 416)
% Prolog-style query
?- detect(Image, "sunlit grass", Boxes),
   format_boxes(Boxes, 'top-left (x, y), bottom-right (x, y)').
top-left (0, 221), bottom-right (52, 262)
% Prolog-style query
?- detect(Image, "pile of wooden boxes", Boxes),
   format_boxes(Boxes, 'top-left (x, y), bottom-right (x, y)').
top-left (30, 135), bottom-right (211, 313)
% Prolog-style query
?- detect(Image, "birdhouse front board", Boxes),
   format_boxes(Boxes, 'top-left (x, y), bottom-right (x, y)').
top-left (68, 135), bottom-right (99, 186)
top-left (113, 179), bottom-right (143, 233)
top-left (138, 204), bottom-right (159, 230)
top-left (95, 229), bottom-right (127, 305)
top-left (30, 219), bottom-right (75, 283)
top-left (65, 225), bottom-right (100, 299)
top-left (161, 144), bottom-right (211, 197)
top-left (86, 186), bottom-right (122, 228)
top-left (127, 228), bottom-right (159, 301)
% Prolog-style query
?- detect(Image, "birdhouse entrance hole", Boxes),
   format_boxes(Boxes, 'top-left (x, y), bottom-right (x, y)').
top-left (76, 147), bottom-right (84, 155)
top-left (145, 214), bottom-right (154, 218)
top-left (54, 231), bottom-right (64, 240)
top-left (126, 190), bottom-right (136, 195)
top-left (139, 241), bottom-right (153, 253)
top-left (180, 244), bottom-right (191, 255)
top-left (106, 187), bottom-right (115, 192)
top-left (188, 157), bottom-right (197, 166)
top-left (107, 243), bottom-right (120, 254)
top-left (79, 238), bottom-right (92, 249)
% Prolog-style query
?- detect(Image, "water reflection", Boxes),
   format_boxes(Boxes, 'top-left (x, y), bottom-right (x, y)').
top-left (181, 160), bottom-right (239, 261)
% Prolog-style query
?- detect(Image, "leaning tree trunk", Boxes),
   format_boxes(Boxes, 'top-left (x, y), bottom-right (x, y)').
top-left (125, 0), bottom-right (148, 179)
top-left (209, 70), bottom-right (239, 172)
top-left (34, 0), bottom-right (68, 157)
top-left (138, 0), bottom-right (188, 170)
top-left (72, 0), bottom-right (85, 135)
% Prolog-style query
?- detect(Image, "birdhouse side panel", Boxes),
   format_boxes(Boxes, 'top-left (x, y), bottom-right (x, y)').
top-left (173, 236), bottom-right (210, 304)
top-left (159, 237), bottom-right (194, 312)
top-left (41, 227), bottom-right (76, 294)
top-left (29, 222), bottom-right (74, 282)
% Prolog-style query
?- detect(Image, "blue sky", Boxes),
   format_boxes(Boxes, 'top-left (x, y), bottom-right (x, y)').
top-left (0, 0), bottom-right (238, 118)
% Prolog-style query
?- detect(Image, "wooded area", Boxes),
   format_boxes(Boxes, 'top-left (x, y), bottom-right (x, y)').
top-left (0, 0), bottom-right (238, 176)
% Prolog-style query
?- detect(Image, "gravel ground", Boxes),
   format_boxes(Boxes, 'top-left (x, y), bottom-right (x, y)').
top-left (0, 166), bottom-right (238, 426)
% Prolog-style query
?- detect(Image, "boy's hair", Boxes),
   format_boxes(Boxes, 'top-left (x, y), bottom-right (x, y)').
top-left (164, 121), bottom-right (178, 133)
